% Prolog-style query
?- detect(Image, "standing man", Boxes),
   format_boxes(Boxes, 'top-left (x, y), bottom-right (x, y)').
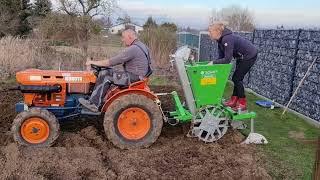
top-left (208, 22), bottom-right (258, 111)
top-left (79, 29), bottom-right (152, 112)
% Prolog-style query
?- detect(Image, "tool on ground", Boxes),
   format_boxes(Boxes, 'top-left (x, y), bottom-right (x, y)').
top-left (256, 100), bottom-right (279, 109)
top-left (282, 57), bottom-right (319, 117)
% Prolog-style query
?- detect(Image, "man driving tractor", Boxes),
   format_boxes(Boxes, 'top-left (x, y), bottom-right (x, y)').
top-left (79, 29), bottom-right (152, 112)
top-left (208, 21), bottom-right (258, 111)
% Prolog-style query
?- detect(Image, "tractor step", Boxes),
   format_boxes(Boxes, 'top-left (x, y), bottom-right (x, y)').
top-left (81, 109), bottom-right (101, 116)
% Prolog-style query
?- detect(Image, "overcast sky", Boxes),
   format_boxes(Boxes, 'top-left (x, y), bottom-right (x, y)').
top-left (116, 0), bottom-right (320, 29)
top-left (51, 0), bottom-right (320, 29)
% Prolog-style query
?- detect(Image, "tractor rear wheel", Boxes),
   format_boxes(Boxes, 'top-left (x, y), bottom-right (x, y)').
top-left (11, 108), bottom-right (60, 147)
top-left (104, 94), bottom-right (163, 149)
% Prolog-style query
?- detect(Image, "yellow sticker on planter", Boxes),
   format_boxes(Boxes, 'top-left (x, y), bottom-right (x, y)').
top-left (201, 77), bottom-right (217, 85)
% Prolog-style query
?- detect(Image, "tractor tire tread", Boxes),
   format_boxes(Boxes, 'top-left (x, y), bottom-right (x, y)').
top-left (104, 94), bottom-right (163, 149)
top-left (11, 108), bottom-right (60, 147)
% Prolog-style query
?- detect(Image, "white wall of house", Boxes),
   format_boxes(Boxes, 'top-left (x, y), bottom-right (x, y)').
top-left (109, 23), bottom-right (144, 34)
top-left (135, 25), bottom-right (144, 33)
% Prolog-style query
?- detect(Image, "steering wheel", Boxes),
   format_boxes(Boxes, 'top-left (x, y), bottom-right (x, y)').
top-left (90, 64), bottom-right (112, 77)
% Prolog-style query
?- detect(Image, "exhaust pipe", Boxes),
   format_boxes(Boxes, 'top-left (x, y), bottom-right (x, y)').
top-left (10, 85), bottom-right (62, 93)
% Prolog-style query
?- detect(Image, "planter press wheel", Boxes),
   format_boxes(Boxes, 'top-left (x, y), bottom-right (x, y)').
top-left (190, 106), bottom-right (229, 143)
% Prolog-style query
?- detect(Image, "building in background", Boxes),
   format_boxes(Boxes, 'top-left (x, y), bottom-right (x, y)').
top-left (109, 23), bottom-right (144, 34)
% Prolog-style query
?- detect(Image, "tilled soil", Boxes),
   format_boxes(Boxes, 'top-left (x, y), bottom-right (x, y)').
top-left (0, 88), bottom-right (21, 147)
top-left (0, 84), bottom-right (271, 180)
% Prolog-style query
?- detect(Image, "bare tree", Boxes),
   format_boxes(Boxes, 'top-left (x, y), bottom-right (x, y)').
top-left (58, 0), bottom-right (117, 17)
top-left (0, 0), bottom-right (32, 37)
top-left (104, 16), bottom-right (113, 29)
top-left (116, 13), bottom-right (131, 25)
top-left (56, 0), bottom-right (117, 53)
top-left (210, 5), bottom-right (255, 32)
top-left (143, 16), bottom-right (157, 29)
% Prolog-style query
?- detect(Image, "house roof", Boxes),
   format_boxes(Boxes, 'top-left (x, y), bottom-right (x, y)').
top-left (110, 22), bottom-right (143, 28)
top-left (177, 31), bottom-right (200, 36)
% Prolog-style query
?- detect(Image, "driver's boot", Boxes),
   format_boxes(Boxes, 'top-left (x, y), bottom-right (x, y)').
top-left (79, 98), bottom-right (99, 112)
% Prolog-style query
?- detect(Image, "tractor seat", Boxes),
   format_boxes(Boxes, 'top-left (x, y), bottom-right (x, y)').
top-left (116, 78), bottom-right (149, 90)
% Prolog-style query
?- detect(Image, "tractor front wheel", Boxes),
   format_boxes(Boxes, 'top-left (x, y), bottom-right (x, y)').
top-left (104, 94), bottom-right (163, 149)
top-left (11, 108), bottom-right (60, 147)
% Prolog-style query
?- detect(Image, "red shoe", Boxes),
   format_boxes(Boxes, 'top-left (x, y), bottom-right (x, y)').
top-left (233, 98), bottom-right (247, 111)
top-left (224, 96), bottom-right (238, 107)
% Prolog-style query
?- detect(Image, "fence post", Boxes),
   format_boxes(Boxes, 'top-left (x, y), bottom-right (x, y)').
top-left (314, 137), bottom-right (320, 180)
top-left (247, 29), bottom-right (256, 88)
top-left (198, 32), bottom-right (202, 61)
top-left (288, 29), bottom-right (302, 102)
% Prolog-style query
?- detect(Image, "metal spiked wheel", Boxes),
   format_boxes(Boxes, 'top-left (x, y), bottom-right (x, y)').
top-left (188, 106), bottom-right (229, 143)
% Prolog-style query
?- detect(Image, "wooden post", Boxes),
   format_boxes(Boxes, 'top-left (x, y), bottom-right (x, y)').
top-left (282, 57), bottom-right (318, 117)
top-left (314, 137), bottom-right (320, 180)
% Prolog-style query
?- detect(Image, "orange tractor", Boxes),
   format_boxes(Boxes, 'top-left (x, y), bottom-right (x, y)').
top-left (12, 67), bottom-right (164, 149)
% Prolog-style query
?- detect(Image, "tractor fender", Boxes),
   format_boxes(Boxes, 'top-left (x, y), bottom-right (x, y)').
top-left (101, 89), bottom-right (158, 112)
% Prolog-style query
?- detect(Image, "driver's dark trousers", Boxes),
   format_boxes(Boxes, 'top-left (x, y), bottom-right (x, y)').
top-left (89, 69), bottom-right (140, 108)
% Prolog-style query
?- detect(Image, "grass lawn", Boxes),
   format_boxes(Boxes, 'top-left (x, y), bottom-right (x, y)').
top-left (150, 76), bottom-right (320, 180)
top-left (224, 83), bottom-right (320, 180)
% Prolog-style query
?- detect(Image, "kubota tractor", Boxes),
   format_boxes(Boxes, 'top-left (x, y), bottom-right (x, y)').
top-left (11, 46), bottom-right (267, 149)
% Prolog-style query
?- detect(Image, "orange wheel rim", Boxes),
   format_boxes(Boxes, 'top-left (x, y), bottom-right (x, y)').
top-left (117, 107), bottom-right (151, 140)
top-left (21, 117), bottom-right (50, 144)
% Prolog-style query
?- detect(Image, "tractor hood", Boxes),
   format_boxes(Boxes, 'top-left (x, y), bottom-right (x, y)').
top-left (16, 69), bottom-right (96, 85)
